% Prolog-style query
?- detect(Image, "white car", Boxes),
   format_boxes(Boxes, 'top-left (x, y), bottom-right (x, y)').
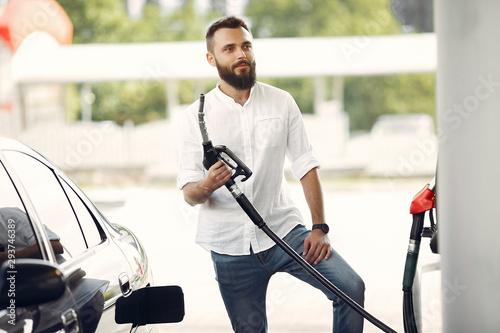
top-left (366, 113), bottom-right (438, 177)
top-left (0, 137), bottom-right (184, 332)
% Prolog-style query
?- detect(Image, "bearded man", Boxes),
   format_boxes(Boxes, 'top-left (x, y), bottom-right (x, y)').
top-left (177, 16), bottom-right (365, 333)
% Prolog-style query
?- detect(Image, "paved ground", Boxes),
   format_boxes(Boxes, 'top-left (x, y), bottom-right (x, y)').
top-left (95, 177), bottom-right (441, 333)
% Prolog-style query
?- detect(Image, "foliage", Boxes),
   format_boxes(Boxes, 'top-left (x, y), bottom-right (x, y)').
top-left (56, 0), bottom-right (435, 130)
top-left (57, 0), bottom-right (219, 125)
top-left (245, 0), bottom-right (435, 131)
top-left (247, 0), bottom-right (401, 37)
top-left (90, 81), bottom-right (167, 124)
top-left (56, 0), bottom-right (130, 44)
top-left (344, 74), bottom-right (435, 131)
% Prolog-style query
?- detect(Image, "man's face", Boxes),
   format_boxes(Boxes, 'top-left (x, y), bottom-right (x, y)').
top-left (207, 27), bottom-right (256, 90)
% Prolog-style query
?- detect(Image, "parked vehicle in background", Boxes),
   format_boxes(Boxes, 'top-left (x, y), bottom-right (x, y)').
top-left (366, 113), bottom-right (438, 177)
top-left (0, 137), bottom-right (184, 332)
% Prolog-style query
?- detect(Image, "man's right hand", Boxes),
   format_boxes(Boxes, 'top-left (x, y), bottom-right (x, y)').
top-left (205, 160), bottom-right (233, 191)
top-left (182, 160), bottom-right (232, 206)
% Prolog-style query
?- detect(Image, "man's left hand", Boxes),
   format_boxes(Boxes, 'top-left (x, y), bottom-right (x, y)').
top-left (303, 229), bottom-right (332, 265)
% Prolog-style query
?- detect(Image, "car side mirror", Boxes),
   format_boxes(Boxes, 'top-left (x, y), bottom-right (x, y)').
top-left (0, 259), bottom-right (66, 307)
top-left (115, 285), bottom-right (184, 325)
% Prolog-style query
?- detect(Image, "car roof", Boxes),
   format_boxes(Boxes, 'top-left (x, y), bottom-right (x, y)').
top-left (0, 136), bottom-right (32, 152)
top-left (0, 136), bottom-right (46, 160)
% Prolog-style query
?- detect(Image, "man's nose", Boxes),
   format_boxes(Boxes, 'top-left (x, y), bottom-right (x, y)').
top-left (237, 47), bottom-right (247, 59)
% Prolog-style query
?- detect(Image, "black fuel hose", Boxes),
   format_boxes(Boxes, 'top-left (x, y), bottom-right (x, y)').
top-left (198, 94), bottom-right (397, 333)
top-left (225, 178), bottom-right (397, 333)
top-left (402, 212), bottom-right (425, 333)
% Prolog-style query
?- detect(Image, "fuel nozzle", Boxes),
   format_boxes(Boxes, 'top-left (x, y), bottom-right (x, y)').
top-left (197, 93), bottom-right (252, 181)
top-left (198, 94), bottom-right (219, 170)
top-left (202, 142), bottom-right (219, 171)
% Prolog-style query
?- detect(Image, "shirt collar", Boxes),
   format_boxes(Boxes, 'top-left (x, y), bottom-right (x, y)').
top-left (214, 81), bottom-right (258, 106)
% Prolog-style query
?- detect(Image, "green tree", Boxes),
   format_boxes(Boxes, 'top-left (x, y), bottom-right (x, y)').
top-left (56, 0), bottom-right (132, 44)
top-left (247, 0), bottom-right (400, 37)
top-left (57, 0), bottom-right (219, 125)
top-left (246, 0), bottom-right (435, 131)
top-left (344, 74), bottom-right (435, 131)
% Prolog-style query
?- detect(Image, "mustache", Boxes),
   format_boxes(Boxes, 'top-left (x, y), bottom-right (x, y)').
top-left (232, 60), bottom-right (252, 69)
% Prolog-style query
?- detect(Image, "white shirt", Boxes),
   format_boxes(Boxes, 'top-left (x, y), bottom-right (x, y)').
top-left (177, 81), bottom-right (320, 255)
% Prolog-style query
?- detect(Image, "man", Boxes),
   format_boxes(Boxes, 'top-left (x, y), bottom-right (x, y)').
top-left (177, 16), bottom-right (364, 333)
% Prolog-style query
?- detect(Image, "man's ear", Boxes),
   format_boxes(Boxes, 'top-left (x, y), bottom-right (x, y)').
top-left (206, 52), bottom-right (216, 67)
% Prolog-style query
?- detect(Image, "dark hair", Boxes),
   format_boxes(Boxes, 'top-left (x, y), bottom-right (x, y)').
top-left (205, 16), bottom-right (250, 53)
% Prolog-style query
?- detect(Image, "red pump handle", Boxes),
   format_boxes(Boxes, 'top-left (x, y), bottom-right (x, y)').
top-left (409, 183), bottom-right (436, 214)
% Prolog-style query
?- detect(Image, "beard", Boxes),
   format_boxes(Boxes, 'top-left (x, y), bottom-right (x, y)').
top-left (215, 58), bottom-right (257, 90)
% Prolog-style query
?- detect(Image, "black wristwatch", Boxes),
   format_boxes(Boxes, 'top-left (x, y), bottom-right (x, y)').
top-left (312, 223), bottom-right (329, 234)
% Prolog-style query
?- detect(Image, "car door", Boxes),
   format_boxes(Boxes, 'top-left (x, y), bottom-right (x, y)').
top-left (0, 156), bottom-right (80, 333)
top-left (1, 149), bottom-right (141, 333)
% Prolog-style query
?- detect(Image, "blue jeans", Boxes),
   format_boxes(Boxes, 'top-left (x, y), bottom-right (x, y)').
top-left (211, 225), bottom-right (365, 333)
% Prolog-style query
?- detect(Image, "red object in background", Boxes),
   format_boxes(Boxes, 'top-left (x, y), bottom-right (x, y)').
top-left (0, 103), bottom-right (12, 112)
top-left (0, 0), bottom-right (73, 52)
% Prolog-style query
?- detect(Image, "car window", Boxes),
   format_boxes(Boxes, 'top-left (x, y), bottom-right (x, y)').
top-left (0, 161), bottom-right (41, 262)
top-left (2, 151), bottom-right (101, 260)
top-left (59, 177), bottom-right (103, 248)
top-left (0, 159), bottom-right (84, 333)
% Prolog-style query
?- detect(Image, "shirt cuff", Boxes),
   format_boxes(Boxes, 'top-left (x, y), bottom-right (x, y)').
top-left (177, 169), bottom-right (205, 190)
top-left (290, 150), bottom-right (320, 180)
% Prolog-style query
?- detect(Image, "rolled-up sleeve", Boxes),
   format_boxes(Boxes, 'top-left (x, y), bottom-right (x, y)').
top-left (177, 168), bottom-right (204, 190)
top-left (176, 102), bottom-right (205, 190)
top-left (285, 95), bottom-right (320, 180)
top-left (290, 150), bottom-right (320, 180)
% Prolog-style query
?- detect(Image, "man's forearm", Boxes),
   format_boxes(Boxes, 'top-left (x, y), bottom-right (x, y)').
top-left (300, 167), bottom-right (325, 225)
top-left (182, 181), bottom-right (213, 206)
top-left (182, 161), bottom-right (233, 206)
